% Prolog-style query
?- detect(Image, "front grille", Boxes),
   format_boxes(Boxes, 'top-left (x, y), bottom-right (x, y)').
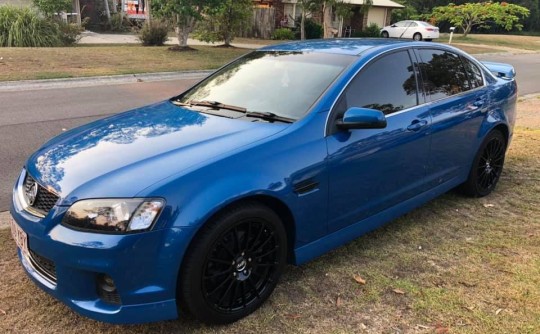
top-left (28, 249), bottom-right (57, 284)
top-left (23, 173), bottom-right (59, 216)
top-left (97, 288), bottom-right (122, 305)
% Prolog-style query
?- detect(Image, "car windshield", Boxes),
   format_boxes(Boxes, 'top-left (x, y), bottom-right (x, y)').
top-left (177, 51), bottom-right (355, 120)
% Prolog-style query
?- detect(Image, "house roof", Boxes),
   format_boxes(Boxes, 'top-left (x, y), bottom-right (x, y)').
top-left (341, 0), bottom-right (405, 8)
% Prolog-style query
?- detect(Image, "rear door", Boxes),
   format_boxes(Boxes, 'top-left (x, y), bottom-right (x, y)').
top-left (415, 48), bottom-right (489, 188)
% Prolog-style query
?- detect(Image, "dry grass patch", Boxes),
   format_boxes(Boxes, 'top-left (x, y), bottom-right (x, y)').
top-left (0, 98), bottom-right (539, 333)
top-left (0, 45), bottom-right (249, 82)
top-left (441, 33), bottom-right (540, 52)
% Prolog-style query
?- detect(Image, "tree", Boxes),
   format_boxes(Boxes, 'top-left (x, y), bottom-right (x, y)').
top-left (297, 0), bottom-right (320, 40)
top-left (32, 0), bottom-right (72, 17)
top-left (152, 0), bottom-right (217, 49)
top-left (428, 2), bottom-right (530, 37)
top-left (194, 0), bottom-right (252, 46)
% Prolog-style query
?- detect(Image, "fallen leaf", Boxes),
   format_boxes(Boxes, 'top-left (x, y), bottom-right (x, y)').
top-left (360, 323), bottom-right (367, 329)
top-left (458, 281), bottom-right (477, 287)
top-left (0, 309), bottom-right (6, 315)
top-left (416, 324), bottom-right (430, 329)
top-left (483, 203), bottom-right (495, 208)
top-left (284, 313), bottom-right (302, 319)
top-left (336, 296), bottom-right (342, 307)
top-left (353, 274), bottom-right (366, 285)
top-left (464, 305), bottom-right (475, 311)
top-left (495, 308), bottom-right (504, 315)
top-left (392, 288), bottom-right (405, 295)
top-left (434, 325), bottom-right (449, 334)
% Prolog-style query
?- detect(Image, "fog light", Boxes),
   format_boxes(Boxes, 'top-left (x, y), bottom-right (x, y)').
top-left (98, 274), bottom-right (116, 292)
top-left (97, 274), bottom-right (121, 304)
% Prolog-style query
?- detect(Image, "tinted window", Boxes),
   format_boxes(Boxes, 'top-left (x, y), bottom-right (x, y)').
top-left (417, 49), bottom-right (470, 101)
top-left (461, 57), bottom-right (484, 89)
top-left (335, 50), bottom-right (418, 115)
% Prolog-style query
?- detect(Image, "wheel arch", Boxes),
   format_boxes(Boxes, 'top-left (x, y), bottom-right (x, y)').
top-left (493, 123), bottom-right (509, 146)
top-left (176, 194), bottom-right (297, 288)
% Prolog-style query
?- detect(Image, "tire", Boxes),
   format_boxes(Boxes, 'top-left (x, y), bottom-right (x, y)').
top-left (413, 33), bottom-right (422, 41)
top-left (460, 130), bottom-right (507, 197)
top-left (178, 201), bottom-right (287, 324)
top-left (381, 31), bottom-right (389, 38)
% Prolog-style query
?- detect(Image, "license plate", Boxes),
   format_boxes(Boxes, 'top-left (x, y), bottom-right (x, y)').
top-left (10, 217), bottom-right (29, 258)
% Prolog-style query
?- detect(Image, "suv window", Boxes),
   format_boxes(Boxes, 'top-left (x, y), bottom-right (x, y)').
top-left (334, 50), bottom-right (418, 116)
top-left (417, 49), bottom-right (470, 101)
top-left (461, 57), bottom-right (484, 89)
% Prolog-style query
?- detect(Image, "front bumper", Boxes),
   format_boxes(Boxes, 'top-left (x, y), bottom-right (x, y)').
top-left (10, 186), bottom-right (196, 324)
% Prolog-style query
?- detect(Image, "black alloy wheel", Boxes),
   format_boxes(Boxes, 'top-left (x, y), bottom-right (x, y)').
top-left (178, 202), bottom-right (287, 324)
top-left (461, 130), bottom-right (506, 197)
top-left (413, 33), bottom-right (422, 41)
top-left (381, 31), bottom-right (389, 38)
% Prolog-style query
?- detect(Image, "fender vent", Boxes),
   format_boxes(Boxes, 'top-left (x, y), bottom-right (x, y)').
top-left (293, 179), bottom-right (319, 195)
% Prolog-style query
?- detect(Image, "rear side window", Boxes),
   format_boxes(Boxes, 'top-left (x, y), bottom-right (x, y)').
top-left (461, 57), bottom-right (484, 89)
top-left (417, 49), bottom-right (470, 101)
top-left (335, 50), bottom-right (419, 116)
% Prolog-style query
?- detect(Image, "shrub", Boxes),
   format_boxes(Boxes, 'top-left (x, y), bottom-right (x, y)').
top-left (59, 22), bottom-right (84, 46)
top-left (0, 6), bottom-right (63, 47)
top-left (352, 23), bottom-right (381, 38)
top-left (272, 28), bottom-right (295, 40)
top-left (139, 20), bottom-right (169, 46)
top-left (294, 18), bottom-right (323, 40)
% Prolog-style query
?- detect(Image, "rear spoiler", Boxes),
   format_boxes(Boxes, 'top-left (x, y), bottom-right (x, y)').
top-left (481, 61), bottom-right (516, 80)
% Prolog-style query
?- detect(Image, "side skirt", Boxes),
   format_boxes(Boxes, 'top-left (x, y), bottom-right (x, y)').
top-left (293, 176), bottom-right (465, 265)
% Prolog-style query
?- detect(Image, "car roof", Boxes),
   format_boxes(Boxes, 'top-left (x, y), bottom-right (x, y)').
top-left (258, 38), bottom-right (412, 56)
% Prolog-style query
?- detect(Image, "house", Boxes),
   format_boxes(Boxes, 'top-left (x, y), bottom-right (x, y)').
top-left (278, 0), bottom-right (404, 35)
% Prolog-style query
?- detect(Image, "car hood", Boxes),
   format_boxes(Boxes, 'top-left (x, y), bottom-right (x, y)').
top-left (26, 101), bottom-right (288, 204)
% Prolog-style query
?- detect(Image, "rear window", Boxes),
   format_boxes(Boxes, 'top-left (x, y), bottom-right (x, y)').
top-left (461, 57), bottom-right (484, 89)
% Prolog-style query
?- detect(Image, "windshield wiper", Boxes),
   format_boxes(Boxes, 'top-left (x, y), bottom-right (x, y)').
top-left (173, 99), bottom-right (294, 123)
top-left (188, 100), bottom-right (247, 113)
top-left (245, 111), bottom-right (295, 123)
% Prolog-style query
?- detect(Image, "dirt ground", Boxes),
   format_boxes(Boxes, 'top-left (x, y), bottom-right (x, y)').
top-left (0, 96), bottom-right (539, 333)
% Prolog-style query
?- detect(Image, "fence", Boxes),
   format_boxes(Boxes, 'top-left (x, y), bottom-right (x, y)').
top-left (241, 7), bottom-right (275, 39)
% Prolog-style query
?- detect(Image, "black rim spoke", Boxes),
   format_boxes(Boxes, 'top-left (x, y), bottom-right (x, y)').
top-left (476, 137), bottom-right (505, 192)
top-left (202, 219), bottom-right (279, 313)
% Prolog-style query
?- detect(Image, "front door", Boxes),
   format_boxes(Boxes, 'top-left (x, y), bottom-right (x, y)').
top-left (326, 49), bottom-right (431, 232)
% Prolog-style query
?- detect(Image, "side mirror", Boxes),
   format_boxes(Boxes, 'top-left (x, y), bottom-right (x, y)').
top-left (336, 107), bottom-right (387, 130)
top-left (391, 24), bottom-right (397, 28)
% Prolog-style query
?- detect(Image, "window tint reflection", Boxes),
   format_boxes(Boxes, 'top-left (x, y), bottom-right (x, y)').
top-left (179, 51), bottom-right (354, 120)
top-left (336, 50), bottom-right (418, 115)
top-left (417, 49), bottom-right (470, 100)
top-left (461, 57), bottom-right (484, 89)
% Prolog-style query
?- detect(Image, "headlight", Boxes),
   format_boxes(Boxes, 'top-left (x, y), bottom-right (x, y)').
top-left (62, 198), bottom-right (164, 233)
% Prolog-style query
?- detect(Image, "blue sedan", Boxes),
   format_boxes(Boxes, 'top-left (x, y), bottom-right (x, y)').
top-left (10, 39), bottom-right (517, 325)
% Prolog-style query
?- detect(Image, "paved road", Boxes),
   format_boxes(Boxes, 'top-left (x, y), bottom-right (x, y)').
top-left (474, 53), bottom-right (540, 96)
top-left (0, 52), bottom-right (539, 211)
top-left (0, 78), bottom-right (200, 211)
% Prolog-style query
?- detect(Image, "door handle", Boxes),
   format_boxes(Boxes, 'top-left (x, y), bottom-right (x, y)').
top-left (407, 119), bottom-right (428, 132)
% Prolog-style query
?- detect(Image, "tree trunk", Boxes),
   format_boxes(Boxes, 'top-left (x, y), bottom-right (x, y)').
top-left (176, 15), bottom-right (194, 47)
top-left (74, 0), bottom-right (81, 26)
top-left (463, 22), bottom-right (472, 38)
top-left (301, 12), bottom-right (306, 40)
top-left (323, 3), bottom-right (333, 38)
top-left (103, 0), bottom-right (111, 23)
